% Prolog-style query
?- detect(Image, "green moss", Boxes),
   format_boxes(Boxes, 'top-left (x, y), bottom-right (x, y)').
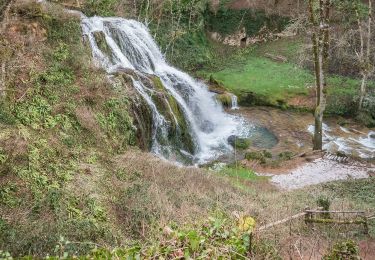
top-left (150, 76), bottom-right (195, 154)
top-left (216, 93), bottom-right (232, 108)
top-left (93, 31), bottom-right (112, 58)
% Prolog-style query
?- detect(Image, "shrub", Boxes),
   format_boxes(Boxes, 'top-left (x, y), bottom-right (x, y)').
top-left (323, 240), bottom-right (360, 260)
top-left (278, 151), bottom-right (294, 161)
top-left (356, 111), bottom-right (375, 128)
top-left (245, 150), bottom-right (272, 164)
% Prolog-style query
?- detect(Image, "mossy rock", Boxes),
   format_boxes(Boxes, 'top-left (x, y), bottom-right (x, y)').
top-left (208, 76), bottom-right (227, 94)
top-left (216, 93), bottom-right (232, 108)
top-left (237, 91), bottom-right (272, 107)
top-left (227, 135), bottom-right (251, 150)
top-left (93, 31), bottom-right (112, 59)
top-left (149, 76), bottom-right (195, 154)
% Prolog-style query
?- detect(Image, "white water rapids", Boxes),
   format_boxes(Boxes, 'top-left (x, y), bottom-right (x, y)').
top-left (81, 17), bottom-right (247, 163)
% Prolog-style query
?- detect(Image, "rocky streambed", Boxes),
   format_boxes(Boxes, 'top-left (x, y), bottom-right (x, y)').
top-left (220, 106), bottom-right (375, 189)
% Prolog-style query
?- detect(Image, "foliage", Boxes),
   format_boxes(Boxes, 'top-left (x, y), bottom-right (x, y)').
top-left (3, 214), bottom-right (281, 259)
top-left (143, 0), bottom-right (212, 71)
top-left (0, 101), bottom-right (15, 125)
top-left (228, 137), bottom-right (251, 150)
top-left (0, 3), bottom-right (135, 256)
top-left (245, 150), bottom-right (272, 164)
top-left (83, 0), bottom-right (117, 17)
top-left (316, 196), bottom-right (331, 219)
top-left (96, 98), bottom-right (135, 150)
top-left (205, 2), bottom-right (289, 36)
top-left (278, 151), bottom-right (294, 160)
top-left (0, 183), bottom-right (21, 208)
top-left (323, 240), bottom-right (360, 260)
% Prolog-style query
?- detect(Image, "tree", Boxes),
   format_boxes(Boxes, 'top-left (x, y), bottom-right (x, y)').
top-left (308, 0), bottom-right (331, 150)
top-left (355, 0), bottom-right (372, 110)
top-left (335, 0), bottom-right (373, 111)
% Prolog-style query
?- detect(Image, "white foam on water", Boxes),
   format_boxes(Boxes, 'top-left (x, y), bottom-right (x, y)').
top-left (82, 17), bottom-right (246, 163)
top-left (308, 125), bottom-right (375, 159)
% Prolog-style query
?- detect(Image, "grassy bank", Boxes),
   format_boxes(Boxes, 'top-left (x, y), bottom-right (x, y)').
top-left (197, 37), bottom-right (368, 115)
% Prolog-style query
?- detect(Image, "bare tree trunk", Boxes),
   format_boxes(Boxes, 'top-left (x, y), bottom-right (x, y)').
top-left (0, 0), bottom-right (13, 97)
top-left (359, 74), bottom-right (367, 110)
top-left (0, 62), bottom-right (5, 97)
top-left (358, 0), bottom-right (372, 110)
top-left (309, 0), bottom-right (331, 151)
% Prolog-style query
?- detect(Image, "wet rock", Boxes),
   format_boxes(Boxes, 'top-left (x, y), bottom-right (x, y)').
top-left (370, 134), bottom-right (375, 139)
top-left (93, 31), bottom-right (112, 58)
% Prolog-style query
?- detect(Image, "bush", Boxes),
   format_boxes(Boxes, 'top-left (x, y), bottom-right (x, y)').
top-left (323, 240), bottom-right (360, 260)
top-left (245, 150), bottom-right (272, 164)
top-left (278, 151), bottom-right (294, 161)
top-left (356, 111), bottom-right (375, 128)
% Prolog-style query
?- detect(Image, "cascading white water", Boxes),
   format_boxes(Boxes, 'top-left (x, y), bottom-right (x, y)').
top-left (230, 94), bottom-right (239, 110)
top-left (81, 17), bottom-right (244, 163)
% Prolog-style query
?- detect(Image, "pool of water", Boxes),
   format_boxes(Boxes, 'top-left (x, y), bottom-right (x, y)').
top-left (246, 125), bottom-right (279, 149)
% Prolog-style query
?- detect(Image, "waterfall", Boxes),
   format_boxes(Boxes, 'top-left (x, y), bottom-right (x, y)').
top-left (81, 17), bottom-right (244, 164)
top-left (230, 94), bottom-right (239, 110)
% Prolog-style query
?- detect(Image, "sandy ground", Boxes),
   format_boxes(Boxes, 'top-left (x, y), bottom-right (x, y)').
top-left (262, 158), bottom-right (374, 190)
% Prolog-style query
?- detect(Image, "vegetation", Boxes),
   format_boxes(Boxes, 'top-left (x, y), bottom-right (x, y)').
top-left (198, 39), bottom-right (369, 114)
top-left (205, 1), bottom-right (289, 36)
top-left (0, 0), bottom-right (374, 259)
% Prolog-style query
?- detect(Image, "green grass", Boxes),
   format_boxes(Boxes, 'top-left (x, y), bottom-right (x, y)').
top-left (198, 38), bottom-right (364, 110)
top-left (208, 57), bottom-right (312, 105)
top-left (219, 166), bottom-right (267, 182)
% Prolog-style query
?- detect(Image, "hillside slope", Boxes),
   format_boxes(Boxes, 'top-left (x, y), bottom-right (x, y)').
top-left (0, 1), bottom-right (374, 258)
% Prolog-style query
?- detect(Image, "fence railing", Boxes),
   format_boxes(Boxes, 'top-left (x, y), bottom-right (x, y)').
top-left (257, 207), bottom-right (372, 234)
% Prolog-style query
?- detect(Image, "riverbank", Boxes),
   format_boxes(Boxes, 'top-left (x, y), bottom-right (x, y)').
top-left (216, 106), bottom-right (375, 190)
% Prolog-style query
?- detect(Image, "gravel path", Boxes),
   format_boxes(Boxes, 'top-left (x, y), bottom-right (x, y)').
top-left (266, 158), bottom-right (373, 190)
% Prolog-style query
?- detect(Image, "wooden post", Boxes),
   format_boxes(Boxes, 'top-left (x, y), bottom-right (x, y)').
top-left (305, 207), bottom-right (312, 225)
top-left (362, 213), bottom-right (369, 235)
top-left (248, 232), bottom-right (253, 256)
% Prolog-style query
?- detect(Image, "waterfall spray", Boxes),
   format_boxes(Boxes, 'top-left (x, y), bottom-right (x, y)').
top-left (82, 17), bottom-right (246, 163)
